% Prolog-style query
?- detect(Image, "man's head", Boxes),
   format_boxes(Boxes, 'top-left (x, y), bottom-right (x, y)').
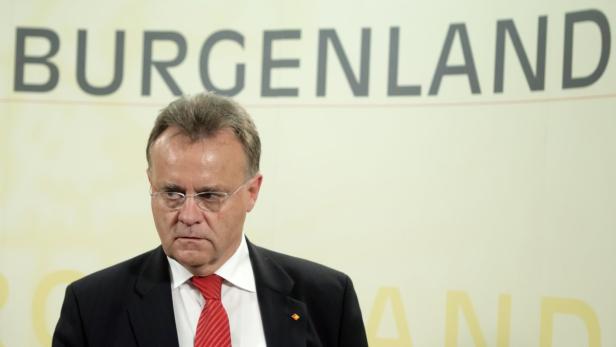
top-left (146, 93), bottom-right (263, 276)
top-left (146, 93), bottom-right (261, 177)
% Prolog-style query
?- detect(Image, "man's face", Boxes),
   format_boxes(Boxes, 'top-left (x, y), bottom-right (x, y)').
top-left (147, 127), bottom-right (262, 275)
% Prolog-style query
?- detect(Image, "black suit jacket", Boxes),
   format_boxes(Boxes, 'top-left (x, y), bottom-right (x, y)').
top-left (52, 240), bottom-right (368, 346)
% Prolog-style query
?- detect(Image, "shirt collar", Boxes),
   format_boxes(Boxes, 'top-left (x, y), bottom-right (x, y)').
top-left (167, 234), bottom-right (256, 293)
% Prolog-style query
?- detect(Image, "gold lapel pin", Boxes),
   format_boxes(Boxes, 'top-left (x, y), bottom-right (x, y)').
top-left (291, 313), bottom-right (300, 321)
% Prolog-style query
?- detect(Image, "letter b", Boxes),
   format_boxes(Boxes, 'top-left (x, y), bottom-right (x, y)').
top-left (14, 27), bottom-right (60, 92)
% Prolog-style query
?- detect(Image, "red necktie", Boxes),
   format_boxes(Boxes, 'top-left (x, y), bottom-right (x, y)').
top-left (191, 275), bottom-right (232, 347)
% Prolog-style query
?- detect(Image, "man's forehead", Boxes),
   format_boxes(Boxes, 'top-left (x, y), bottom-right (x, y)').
top-left (150, 126), bottom-right (248, 176)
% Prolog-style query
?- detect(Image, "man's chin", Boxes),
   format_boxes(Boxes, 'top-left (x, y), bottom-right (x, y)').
top-left (172, 248), bottom-right (214, 268)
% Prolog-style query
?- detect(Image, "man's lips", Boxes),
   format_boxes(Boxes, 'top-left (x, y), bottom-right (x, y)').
top-left (176, 236), bottom-right (203, 240)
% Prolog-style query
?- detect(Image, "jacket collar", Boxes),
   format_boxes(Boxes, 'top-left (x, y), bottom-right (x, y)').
top-left (129, 246), bottom-right (180, 347)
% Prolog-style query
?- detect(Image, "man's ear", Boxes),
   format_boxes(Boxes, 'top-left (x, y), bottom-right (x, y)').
top-left (246, 174), bottom-right (263, 212)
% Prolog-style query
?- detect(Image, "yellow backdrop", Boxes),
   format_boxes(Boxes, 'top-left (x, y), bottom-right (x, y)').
top-left (1, 0), bottom-right (615, 346)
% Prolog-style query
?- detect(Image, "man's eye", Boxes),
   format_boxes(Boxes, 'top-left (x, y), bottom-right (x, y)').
top-left (197, 192), bottom-right (224, 202)
top-left (163, 192), bottom-right (184, 200)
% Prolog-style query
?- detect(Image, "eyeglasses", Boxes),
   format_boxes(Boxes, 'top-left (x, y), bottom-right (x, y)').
top-left (150, 178), bottom-right (252, 213)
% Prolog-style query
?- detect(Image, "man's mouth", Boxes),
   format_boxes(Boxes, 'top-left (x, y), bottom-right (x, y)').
top-left (176, 236), bottom-right (202, 240)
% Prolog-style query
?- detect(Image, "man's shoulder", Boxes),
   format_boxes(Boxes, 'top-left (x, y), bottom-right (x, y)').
top-left (254, 244), bottom-right (345, 274)
top-left (248, 242), bottom-right (352, 292)
top-left (70, 247), bottom-right (163, 294)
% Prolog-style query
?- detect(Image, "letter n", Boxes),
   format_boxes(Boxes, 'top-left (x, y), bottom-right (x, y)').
top-left (445, 291), bottom-right (511, 347)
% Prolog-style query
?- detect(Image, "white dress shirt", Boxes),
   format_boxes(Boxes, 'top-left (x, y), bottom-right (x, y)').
top-left (168, 235), bottom-right (267, 347)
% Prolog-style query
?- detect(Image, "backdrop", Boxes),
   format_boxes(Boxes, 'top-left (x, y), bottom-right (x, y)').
top-left (1, 0), bottom-right (615, 346)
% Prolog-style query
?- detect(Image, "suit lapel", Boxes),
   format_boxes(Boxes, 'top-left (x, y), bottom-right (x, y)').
top-left (248, 240), bottom-right (316, 347)
top-left (127, 247), bottom-right (179, 347)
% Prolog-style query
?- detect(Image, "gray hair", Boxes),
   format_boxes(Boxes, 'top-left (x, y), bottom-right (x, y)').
top-left (146, 93), bottom-right (261, 177)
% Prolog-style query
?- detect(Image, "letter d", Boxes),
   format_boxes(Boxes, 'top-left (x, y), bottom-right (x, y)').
top-left (540, 297), bottom-right (601, 347)
top-left (562, 9), bottom-right (611, 88)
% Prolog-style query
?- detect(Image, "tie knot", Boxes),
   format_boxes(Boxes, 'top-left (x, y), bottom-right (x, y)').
top-left (191, 275), bottom-right (223, 300)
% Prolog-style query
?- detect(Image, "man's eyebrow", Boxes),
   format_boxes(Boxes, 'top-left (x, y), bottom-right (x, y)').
top-left (161, 184), bottom-right (184, 192)
top-left (195, 185), bottom-right (226, 193)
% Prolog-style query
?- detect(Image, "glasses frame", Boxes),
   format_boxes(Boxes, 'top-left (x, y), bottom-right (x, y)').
top-left (150, 176), bottom-right (255, 213)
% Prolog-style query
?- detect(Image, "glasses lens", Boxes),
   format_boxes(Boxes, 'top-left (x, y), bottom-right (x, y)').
top-left (154, 192), bottom-right (184, 209)
top-left (195, 192), bottom-right (227, 212)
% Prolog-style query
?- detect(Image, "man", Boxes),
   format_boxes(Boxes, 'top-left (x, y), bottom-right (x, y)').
top-left (53, 93), bottom-right (368, 347)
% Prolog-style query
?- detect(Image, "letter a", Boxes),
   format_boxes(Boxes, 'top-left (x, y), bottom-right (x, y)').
top-left (366, 287), bottom-right (413, 347)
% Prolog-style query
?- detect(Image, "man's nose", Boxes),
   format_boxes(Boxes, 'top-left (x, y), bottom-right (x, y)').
top-left (177, 197), bottom-right (202, 225)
